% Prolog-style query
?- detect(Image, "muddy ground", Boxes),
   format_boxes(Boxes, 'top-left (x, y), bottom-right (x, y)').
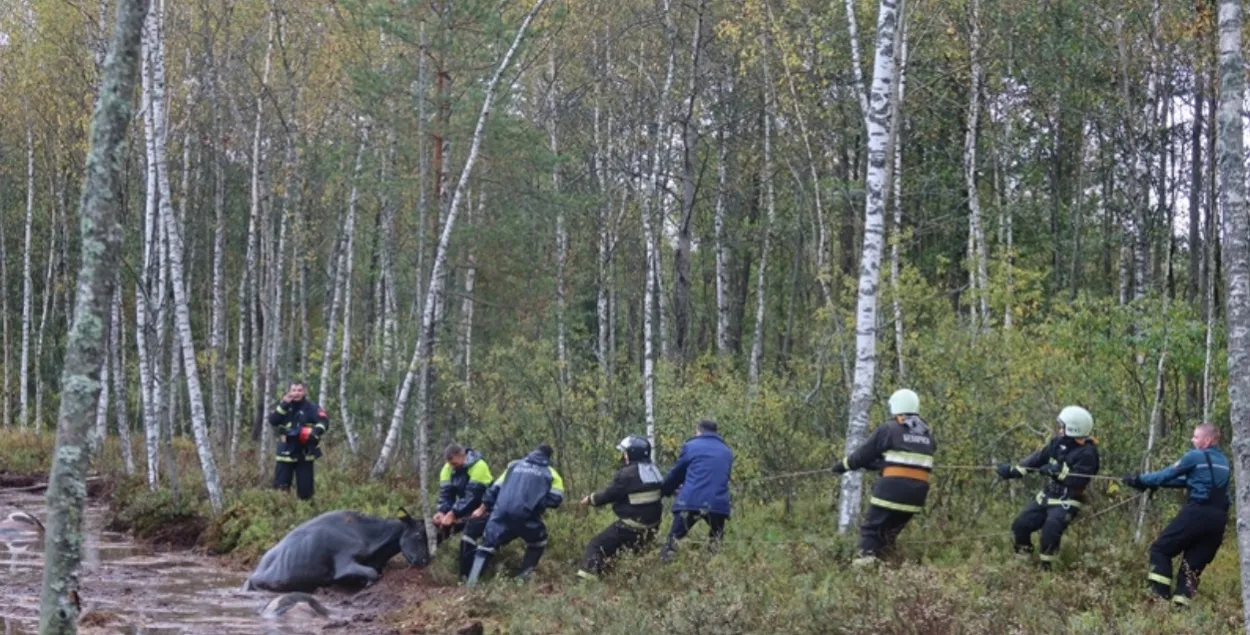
top-left (0, 475), bottom-right (473, 635)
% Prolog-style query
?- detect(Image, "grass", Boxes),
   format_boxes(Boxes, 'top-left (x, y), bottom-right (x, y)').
top-left (1, 430), bottom-right (1244, 633)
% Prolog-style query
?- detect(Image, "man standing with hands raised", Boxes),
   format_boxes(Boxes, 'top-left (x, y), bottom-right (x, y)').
top-left (268, 381), bottom-right (330, 501)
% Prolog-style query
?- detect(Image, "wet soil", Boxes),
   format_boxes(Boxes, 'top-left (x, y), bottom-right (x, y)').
top-left (0, 479), bottom-right (451, 635)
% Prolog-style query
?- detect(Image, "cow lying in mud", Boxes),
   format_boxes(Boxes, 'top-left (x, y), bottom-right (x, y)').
top-left (244, 508), bottom-right (430, 592)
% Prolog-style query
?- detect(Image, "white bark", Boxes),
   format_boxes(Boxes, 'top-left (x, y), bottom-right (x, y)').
top-left (963, 0), bottom-right (989, 329)
top-left (208, 34), bottom-right (228, 450)
top-left (1134, 238), bottom-right (1173, 542)
top-left (548, 49), bottom-right (569, 388)
top-left (748, 75), bottom-right (776, 394)
top-left (461, 187), bottom-right (480, 389)
top-left (137, 16), bottom-right (163, 489)
top-left (641, 0), bottom-right (677, 451)
top-left (1214, 2), bottom-right (1250, 630)
top-left (372, 0), bottom-right (549, 488)
top-left (1, 214), bottom-right (9, 429)
top-left (94, 322), bottom-right (111, 453)
top-left (335, 126), bottom-right (367, 457)
top-left (890, 19), bottom-right (909, 378)
top-left (33, 212), bottom-right (58, 432)
top-left (112, 282), bottom-right (135, 475)
top-left (842, 0), bottom-right (871, 120)
top-left (19, 122), bottom-right (35, 430)
top-left (714, 122), bottom-right (731, 356)
top-left (594, 31), bottom-right (613, 402)
top-left (162, 147), bottom-right (224, 514)
top-left (838, 0), bottom-right (901, 534)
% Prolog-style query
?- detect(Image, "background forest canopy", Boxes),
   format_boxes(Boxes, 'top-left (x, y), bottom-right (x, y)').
top-left (0, 0), bottom-right (1235, 504)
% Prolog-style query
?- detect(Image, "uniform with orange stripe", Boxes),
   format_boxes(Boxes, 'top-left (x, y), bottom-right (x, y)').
top-left (997, 406), bottom-right (1099, 569)
top-left (832, 389), bottom-right (935, 566)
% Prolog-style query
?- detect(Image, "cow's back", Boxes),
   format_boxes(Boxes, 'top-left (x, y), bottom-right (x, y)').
top-left (247, 512), bottom-right (364, 592)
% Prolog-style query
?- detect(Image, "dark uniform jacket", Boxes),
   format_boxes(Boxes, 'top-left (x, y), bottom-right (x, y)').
top-left (844, 415), bottom-right (936, 513)
top-left (437, 449), bottom-right (494, 520)
top-left (1140, 447), bottom-right (1230, 508)
top-left (484, 451), bottom-right (565, 522)
top-left (661, 433), bottom-right (734, 516)
top-left (268, 399), bottom-right (329, 462)
top-left (588, 462), bottom-right (664, 530)
top-left (1011, 435), bottom-right (1099, 508)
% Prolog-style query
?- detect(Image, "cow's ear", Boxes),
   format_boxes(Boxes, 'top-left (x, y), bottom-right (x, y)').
top-left (395, 507), bottom-right (415, 526)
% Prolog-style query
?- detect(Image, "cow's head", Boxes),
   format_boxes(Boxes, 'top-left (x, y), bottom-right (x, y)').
top-left (395, 508), bottom-right (430, 567)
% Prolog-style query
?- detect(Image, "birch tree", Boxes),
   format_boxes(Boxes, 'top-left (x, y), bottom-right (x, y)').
top-left (372, 0), bottom-right (550, 490)
top-left (111, 282), bottom-right (135, 476)
top-left (38, 0), bottom-right (147, 628)
top-left (547, 49), bottom-right (569, 388)
top-left (838, 0), bottom-right (901, 533)
top-left (748, 68), bottom-right (776, 395)
top-left (19, 122), bottom-right (35, 430)
top-left (1214, 0), bottom-right (1250, 629)
top-left (335, 125), bottom-right (368, 456)
top-left (963, 0), bottom-right (989, 328)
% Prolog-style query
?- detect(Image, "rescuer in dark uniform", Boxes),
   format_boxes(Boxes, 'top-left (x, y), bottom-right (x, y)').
top-left (432, 443), bottom-right (494, 578)
top-left (1123, 423), bottom-right (1230, 607)
top-left (466, 444), bottom-right (565, 586)
top-left (577, 435), bottom-right (664, 580)
top-left (267, 381), bottom-right (329, 501)
top-left (832, 389), bottom-right (936, 567)
top-left (997, 406), bottom-right (1099, 569)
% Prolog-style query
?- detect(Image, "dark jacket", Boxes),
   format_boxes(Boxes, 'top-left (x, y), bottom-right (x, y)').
top-left (268, 399), bottom-right (329, 462)
top-left (844, 415), bottom-right (936, 513)
top-left (661, 433), bottom-right (734, 516)
top-left (1139, 447), bottom-right (1230, 507)
top-left (589, 461), bottom-right (664, 529)
top-left (1012, 435), bottom-right (1100, 507)
top-left (483, 451), bottom-right (565, 522)
top-left (437, 449), bottom-right (494, 520)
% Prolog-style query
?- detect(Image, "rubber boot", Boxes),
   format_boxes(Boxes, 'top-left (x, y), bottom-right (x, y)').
top-left (466, 553), bottom-right (491, 588)
top-left (514, 545), bottom-right (545, 582)
top-left (458, 541), bottom-right (477, 579)
top-left (660, 536), bottom-right (677, 563)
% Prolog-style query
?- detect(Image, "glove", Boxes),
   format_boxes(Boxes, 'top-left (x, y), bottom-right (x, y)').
top-left (1037, 463), bottom-right (1061, 478)
top-left (831, 460), bottom-right (849, 475)
top-left (1122, 473), bottom-right (1151, 491)
top-left (996, 464), bottom-right (1020, 479)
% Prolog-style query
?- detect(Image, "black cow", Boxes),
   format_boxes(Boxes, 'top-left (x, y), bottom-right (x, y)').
top-left (244, 508), bottom-right (430, 592)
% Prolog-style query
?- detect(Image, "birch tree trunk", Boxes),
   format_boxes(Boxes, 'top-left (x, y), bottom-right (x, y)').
top-left (161, 146), bottom-right (224, 515)
top-left (674, 0), bottom-right (705, 361)
top-left (963, 0), bottom-right (989, 329)
top-left (111, 282), bottom-right (135, 476)
top-left (890, 18), bottom-right (909, 378)
top-left (460, 187), bottom-right (480, 389)
top-left (137, 17), bottom-right (163, 490)
top-left (546, 50), bottom-right (569, 389)
top-left (20, 123), bottom-right (35, 430)
top-left (34, 216), bottom-right (59, 432)
top-left (1134, 232), bottom-right (1173, 542)
top-left (208, 37), bottom-right (228, 448)
top-left (714, 121), bottom-right (732, 356)
top-left (837, 0), bottom-right (900, 534)
top-left (38, 0), bottom-right (146, 628)
top-left (842, 0), bottom-right (870, 119)
top-left (335, 126), bottom-right (367, 457)
top-left (1, 216), bottom-right (10, 429)
top-left (93, 320), bottom-right (111, 454)
top-left (372, 0), bottom-right (549, 492)
top-left (748, 79), bottom-right (776, 395)
top-left (1214, 2), bottom-right (1250, 630)
top-left (594, 30), bottom-right (614, 404)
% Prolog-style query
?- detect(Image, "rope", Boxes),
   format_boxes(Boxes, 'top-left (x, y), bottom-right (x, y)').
top-left (934, 464), bottom-right (1125, 482)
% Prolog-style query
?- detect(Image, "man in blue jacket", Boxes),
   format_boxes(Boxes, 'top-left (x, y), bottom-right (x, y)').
top-left (1123, 423), bottom-right (1230, 607)
top-left (659, 420), bottom-right (734, 562)
top-left (466, 444), bottom-right (565, 586)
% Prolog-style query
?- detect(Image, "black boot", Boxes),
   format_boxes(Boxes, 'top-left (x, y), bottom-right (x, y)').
top-left (514, 545), bottom-right (545, 581)
top-left (458, 541), bottom-right (478, 579)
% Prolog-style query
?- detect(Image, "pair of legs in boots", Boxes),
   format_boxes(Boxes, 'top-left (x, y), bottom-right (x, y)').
top-left (1011, 500), bottom-right (1077, 569)
top-left (1147, 503), bottom-right (1226, 607)
top-left (660, 511), bottom-right (727, 562)
top-left (465, 517), bottom-right (548, 587)
top-left (854, 505), bottom-right (913, 566)
top-left (578, 522), bottom-right (657, 580)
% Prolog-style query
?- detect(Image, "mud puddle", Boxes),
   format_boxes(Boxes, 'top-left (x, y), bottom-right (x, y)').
top-left (0, 485), bottom-right (412, 635)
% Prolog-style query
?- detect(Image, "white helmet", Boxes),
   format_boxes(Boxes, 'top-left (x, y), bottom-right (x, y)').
top-left (1057, 406), bottom-right (1093, 438)
top-left (888, 389), bottom-right (920, 416)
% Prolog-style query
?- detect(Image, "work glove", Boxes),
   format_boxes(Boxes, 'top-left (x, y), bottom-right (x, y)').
top-left (1037, 463), bottom-right (1061, 479)
top-left (831, 459), bottom-right (849, 475)
top-left (1121, 473), bottom-right (1151, 491)
top-left (996, 463), bottom-right (1020, 480)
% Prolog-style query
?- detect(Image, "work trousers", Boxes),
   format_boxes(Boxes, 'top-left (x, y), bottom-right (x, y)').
top-left (1148, 502), bottom-right (1227, 605)
top-left (582, 521), bottom-right (657, 575)
top-left (1011, 499), bottom-right (1078, 564)
top-left (859, 505), bottom-right (914, 557)
top-left (273, 460), bottom-right (315, 500)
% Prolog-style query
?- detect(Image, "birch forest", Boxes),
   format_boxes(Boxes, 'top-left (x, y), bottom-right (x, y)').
top-left (7, 0), bottom-right (1250, 631)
